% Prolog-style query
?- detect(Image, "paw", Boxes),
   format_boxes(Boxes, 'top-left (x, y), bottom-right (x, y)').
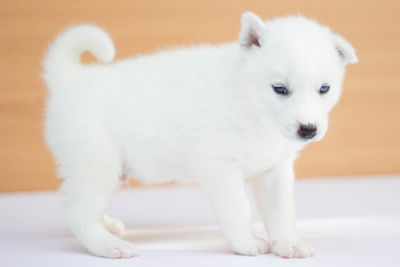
top-left (87, 237), bottom-right (138, 258)
top-left (230, 237), bottom-right (270, 256)
top-left (104, 215), bottom-right (125, 237)
top-left (272, 239), bottom-right (314, 258)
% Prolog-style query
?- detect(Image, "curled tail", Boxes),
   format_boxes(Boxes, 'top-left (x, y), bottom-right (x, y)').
top-left (43, 25), bottom-right (115, 77)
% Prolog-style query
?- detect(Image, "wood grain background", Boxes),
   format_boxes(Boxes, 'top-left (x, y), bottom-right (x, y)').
top-left (1, 0), bottom-right (399, 192)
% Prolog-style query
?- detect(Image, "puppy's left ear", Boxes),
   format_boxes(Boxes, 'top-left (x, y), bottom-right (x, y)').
top-left (332, 33), bottom-right (358, 64)
top-left (239, 11), bottom-right (266, 48)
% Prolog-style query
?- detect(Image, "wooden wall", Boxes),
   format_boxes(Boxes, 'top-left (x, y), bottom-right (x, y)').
top-left (1, 0), bottom-right (399, 192)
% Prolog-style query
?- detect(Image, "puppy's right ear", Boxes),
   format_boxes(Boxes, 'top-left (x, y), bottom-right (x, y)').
top-left (239, 12), bottom-right (266, 49)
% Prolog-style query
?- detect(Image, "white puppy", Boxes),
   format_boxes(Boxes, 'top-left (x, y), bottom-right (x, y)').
top-left (43, 12), bottom-right (357, 258)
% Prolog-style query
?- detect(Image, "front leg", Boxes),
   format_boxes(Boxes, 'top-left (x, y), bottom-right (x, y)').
top-left (250, 161), bottom-right (314, 258)
top-left (200, 174), bottom-right (269, 256)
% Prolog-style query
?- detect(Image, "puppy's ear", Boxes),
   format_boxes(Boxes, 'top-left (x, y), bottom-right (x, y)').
top-left (332, 33), bottom-right (358, 64)
top-left (239, 12), bottom-right (266, 49)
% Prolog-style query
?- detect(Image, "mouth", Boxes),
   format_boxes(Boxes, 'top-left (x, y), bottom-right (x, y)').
top-left (298, 131), bottom-right (317, 141)
top-left (297, 131), bottom-right (326, 143)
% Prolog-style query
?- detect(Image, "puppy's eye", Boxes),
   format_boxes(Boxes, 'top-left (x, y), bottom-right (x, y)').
top-left (319, 85), bottom-right (330, 94)
top-left (272, 85), bottom-right (289, 95)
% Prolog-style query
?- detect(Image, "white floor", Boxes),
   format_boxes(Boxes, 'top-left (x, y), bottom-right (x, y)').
top-left (1, 175), bottom-right (399, 267)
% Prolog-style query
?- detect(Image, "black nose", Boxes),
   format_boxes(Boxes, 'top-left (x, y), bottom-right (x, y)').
top-left (297, 124), bottom-right (317, 139)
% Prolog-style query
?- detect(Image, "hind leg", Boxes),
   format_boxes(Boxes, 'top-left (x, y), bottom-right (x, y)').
top-left (59, 154), bottom-right (137, 258)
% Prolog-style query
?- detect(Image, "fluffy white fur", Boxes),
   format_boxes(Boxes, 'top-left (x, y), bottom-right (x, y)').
top-left (43, 12), bottom-right (357, 258)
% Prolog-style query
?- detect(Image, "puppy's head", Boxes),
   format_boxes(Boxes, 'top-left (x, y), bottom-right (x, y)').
top-left (238, 12), bottom-right (357, 142)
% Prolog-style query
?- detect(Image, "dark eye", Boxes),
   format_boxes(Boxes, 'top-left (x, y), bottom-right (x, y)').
top-left (319, 85), bottom-right (330, 94)
top-left (272, 85), bottom-right (289, 95)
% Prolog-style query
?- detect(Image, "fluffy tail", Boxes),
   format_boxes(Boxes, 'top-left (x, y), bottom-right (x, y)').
top-left (43, 25), bottom-right (115, 76)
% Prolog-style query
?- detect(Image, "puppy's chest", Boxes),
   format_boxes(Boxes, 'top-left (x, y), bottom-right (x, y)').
top-left (239, 134), bottom-right (296, 177)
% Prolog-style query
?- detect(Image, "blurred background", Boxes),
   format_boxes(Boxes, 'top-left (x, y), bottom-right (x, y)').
top-left (0, 0), bottom-right (399, 192)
